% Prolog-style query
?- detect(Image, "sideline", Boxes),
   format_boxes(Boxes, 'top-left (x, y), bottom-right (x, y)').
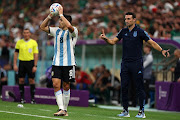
top-left (0, 110), bottom-right (68, 120)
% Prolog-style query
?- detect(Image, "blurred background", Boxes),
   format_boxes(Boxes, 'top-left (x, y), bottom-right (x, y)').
top-left (0, 0), bottom-right (180, 109)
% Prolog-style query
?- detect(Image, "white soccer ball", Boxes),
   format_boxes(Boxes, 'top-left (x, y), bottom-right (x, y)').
top-left (17, 104), bottom-right (24, 108)
top-left (50, 3), bottom-right (62, 16)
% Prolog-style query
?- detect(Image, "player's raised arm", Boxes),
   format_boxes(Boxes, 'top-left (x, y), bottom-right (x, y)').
top-left (58, 6), bottom-right (74, 33)
top-left (99, 29), bottom-right (119, 45)
top-left (40, 13), bottom-right (53, 33)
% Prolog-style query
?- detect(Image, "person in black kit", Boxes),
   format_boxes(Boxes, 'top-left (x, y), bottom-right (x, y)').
top-left (100, 12), bottom-right (170, 118)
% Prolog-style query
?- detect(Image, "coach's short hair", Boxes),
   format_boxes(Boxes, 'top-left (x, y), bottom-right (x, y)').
top-left (63, 14), bottom-right (72, 23)
top-left (125, 12), bottom-right (136, 19)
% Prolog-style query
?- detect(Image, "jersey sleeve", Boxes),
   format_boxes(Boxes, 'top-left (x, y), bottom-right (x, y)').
top-left (141, 30), bottom-right (151, 42)
top-left (49, 27), bottom-right (59, 36)
top-left (15, 41), bottom-right (20, 50)
top-left (33, 41), bottom-right (39, 54)
top-left (71, 27), bottom-right (78, 46)
top-left (116, 29), bottom-right (123, 41)
top-left (71, 27), bottom-right (78, 37)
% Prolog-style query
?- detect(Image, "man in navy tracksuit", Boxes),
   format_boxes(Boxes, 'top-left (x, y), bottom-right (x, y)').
top-left (100, 12), bottom-right (170, 118)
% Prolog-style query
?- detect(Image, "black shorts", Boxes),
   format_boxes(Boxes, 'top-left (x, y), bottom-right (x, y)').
top-left (51, 65), bottom-right (75, 82)
top-left (18, 60), bottom-right (35, 78)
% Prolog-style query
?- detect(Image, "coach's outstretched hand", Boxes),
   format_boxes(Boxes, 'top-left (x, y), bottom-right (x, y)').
top-left (100, 29), bottom-right (107, 41)
top-left (162, 49), bottom-right (170, 57)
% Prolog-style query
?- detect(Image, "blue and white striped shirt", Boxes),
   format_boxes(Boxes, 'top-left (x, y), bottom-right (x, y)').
top-left (49, 26), bottom-right (78, 66)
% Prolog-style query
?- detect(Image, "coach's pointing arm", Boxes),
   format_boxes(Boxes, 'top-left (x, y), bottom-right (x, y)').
top-left (100, 29), bottom-right (119, 45)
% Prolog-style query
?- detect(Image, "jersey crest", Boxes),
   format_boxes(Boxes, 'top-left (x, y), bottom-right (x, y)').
top-left (133, 31), bottom-right (137, 37)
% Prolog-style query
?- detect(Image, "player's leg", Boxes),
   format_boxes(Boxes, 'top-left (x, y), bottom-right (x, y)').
top-left (62, 82), bottom-right (70, 116)
top-left (117, 62), bottom-right (130, 117)
top-left (62, 66), bottom-right (75, 116)
top-left (19, 78), bottom-right (25, 103)
top-left (131, 60), bottom-right (146, 118)
top-left (18, 61), bottom-right (26, 103)
top-left (52, 66), bottom-right (65, 116)
top-left (29, 78), bottom-right (36, 104)
top-left (27, 61), bottom-right (36, 104)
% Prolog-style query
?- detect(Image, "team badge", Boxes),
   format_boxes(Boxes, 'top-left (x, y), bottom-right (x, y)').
top-left (28, 48), bottom-right (32, 53)
top-left (133, 31), bottom-right (137, 37)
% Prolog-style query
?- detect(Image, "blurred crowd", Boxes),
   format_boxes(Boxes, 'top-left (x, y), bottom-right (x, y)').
top-left (0, 0), bottom-right (179, 64)
top-left (0, 0), bottom-right (180, 45)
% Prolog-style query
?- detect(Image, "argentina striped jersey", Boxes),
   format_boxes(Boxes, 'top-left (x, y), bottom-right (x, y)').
top-left (49, 26), bottom-right (78, 66)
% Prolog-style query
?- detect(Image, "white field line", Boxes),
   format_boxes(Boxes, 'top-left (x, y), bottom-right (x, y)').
top-left (84, 114), bottom-right (98, 117)
top-left (1, 104), bottom-right (53, 112)
top-left (0, 110), bottom-right (68, 120)
top-left (108, 117), bottom-right (123, 119)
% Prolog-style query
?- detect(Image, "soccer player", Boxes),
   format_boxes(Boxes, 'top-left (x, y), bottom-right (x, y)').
top-left (100, 12), bottom-right (170, 118)
top-left (40, 6), bottom-right (78, 116)
top-left (14, 28), bottom-right (39, 104)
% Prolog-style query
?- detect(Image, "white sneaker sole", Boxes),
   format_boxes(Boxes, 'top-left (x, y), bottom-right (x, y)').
top-left (135, 115), bottom-right (146, 118)
top-left (117, 114), bottom-right (130, 117)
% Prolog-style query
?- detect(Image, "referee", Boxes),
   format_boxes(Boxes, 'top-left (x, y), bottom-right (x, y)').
top-left (100, 12), bottom-right (170, 118)
top-left (13, 28), bottom-right (38, 104)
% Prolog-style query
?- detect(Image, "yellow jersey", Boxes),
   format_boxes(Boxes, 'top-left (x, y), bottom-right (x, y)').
top-left (15, 39), bottom-right (38, 61)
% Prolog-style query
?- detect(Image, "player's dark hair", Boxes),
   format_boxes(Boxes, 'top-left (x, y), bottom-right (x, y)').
top-left (64, 14), bottom-right (72, 23)
top-left (125, 12), bottom-right (136, 19)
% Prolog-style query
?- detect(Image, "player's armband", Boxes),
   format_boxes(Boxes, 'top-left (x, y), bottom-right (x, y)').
top-left (15, 49), bottom-right (19, 52)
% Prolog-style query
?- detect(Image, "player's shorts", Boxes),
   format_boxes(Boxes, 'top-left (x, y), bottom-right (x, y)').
top-left (51, 65), bottom-right (75, 82)
top-left (18, 60), bottom-right (35, 78)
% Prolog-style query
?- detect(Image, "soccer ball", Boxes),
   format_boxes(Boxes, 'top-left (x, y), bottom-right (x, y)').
top-left (17, 104), bottom-right (24, 108)
top-left (50, 3), bottom-right (62, 16)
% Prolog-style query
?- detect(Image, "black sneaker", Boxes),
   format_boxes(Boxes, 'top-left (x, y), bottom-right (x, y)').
top-left (31, 99), bottom-right (36, 104)
top-left (20, 99), bottom-right (26, 104)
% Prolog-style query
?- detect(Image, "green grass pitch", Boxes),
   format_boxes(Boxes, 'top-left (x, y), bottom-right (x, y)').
top-left (0, 100), bottom-right (179, 120)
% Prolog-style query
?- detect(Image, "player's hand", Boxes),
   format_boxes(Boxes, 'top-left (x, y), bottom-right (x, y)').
top-left (99, 29), bottom-right (107, 41)
top-left (162, 49), bottom-right (170, 57)
top-left (13, 64), bottom-right (18, 72)
top-left (49, 13), bottom-right (54, 17)
top-left (32, 66), bottom-right (37, 73)
top-left (58, 6), bottom-right (63, 15)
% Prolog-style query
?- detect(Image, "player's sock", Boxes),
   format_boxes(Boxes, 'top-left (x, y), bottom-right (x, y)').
top-left (55, 90), bottom-right (64, 110)
top-left (19, 84), bottom-right (24, 99)
top-left (30, 84), bottom-right (35, 100)
top-left (63, 89), bottom-right (70, 111)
